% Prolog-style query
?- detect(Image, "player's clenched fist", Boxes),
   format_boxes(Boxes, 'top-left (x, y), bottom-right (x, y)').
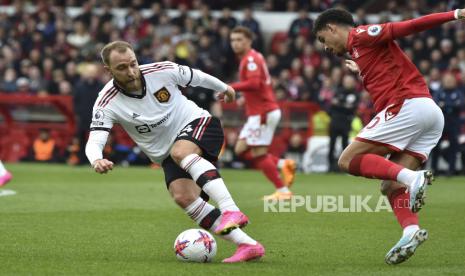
top-left (216, 86), bottom-right (236, 103)
top-left (92, 159), bottom-right (114, 174)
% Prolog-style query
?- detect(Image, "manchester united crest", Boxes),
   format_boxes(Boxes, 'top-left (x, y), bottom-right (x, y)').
top-left (154, 87), bottom-right (171, 103)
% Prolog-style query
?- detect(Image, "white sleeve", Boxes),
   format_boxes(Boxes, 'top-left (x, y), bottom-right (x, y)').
top-left (190, 68), bottom-right (228, 92)
top-left (85, 130), bottom-right (109, 165)
top-left (169, 63), bottom-right (227, 92)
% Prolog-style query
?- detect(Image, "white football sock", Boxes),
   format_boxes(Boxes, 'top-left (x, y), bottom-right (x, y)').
top-left (397, 168), bottom-right (418, 188)
top-left (277, 159), bottom-right (285, 169)
top-left (184, 197), bottom-right (214, 224)
top-left (210, 215), bottom-right (256, 245)
top-left (181, 154), bottom-right (239, 212)
top-left (277, 187), bottom-right (290, 193)
top-left (0, 161), bottom-right (6, 175)
top-left (402, 224), bottom-right (420, 237)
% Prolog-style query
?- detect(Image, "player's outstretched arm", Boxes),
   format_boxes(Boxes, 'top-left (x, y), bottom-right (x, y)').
top-left (391, 9), bottom-right (463, 39)
top-left (86, 130), bottom-right (113, 174)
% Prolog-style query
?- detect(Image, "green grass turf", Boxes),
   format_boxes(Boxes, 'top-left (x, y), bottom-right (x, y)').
top-left (1, 163), bottom-right (464, 275)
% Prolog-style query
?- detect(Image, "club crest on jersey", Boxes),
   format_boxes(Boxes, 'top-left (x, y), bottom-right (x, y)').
top-left (368, 25), bottom-right (382, 36)
top-left (153, 87), bottom-right (171, 103)
top-left (247, 62), bottom-right (257, 71)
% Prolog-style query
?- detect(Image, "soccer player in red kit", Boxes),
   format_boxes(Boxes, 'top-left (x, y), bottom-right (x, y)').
top-left (229, 26), bottom-right (296, 200)
top-left (314, 8), bottom-right (464, 264)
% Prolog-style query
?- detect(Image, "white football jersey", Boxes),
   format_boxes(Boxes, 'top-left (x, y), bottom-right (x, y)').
top-left (89, 61), bottom-right (219, 163)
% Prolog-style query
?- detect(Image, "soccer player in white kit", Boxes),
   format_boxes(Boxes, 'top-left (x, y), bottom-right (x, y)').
top-left (85, 41), bottom-right (264, 263)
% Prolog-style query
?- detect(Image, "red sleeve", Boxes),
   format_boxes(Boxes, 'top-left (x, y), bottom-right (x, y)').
top-left (230, 78), bottom-right (261, 92)
top-left (354, 11), bottom-right (456, 47)
top-left (391, 11), bottom-right (456, 39)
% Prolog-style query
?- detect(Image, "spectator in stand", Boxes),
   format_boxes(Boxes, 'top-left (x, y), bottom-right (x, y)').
top-left (219, 7), bottom-right (238, 29)
top-left (66, 137), bottom-right (81, 165)
top-left (73, 64), bottom-right (103, 164)
top-left (0, 68), bottom-right (18, 92)
top-left (285, 132), bottom-right (306, 171)
top-left (288, 8), bottom-right (313, 41)
top-left (327, 75), bottom-right (360, 172)
top-left (30, 128), bottom-right (59, 162)
top-left (67, 20), bottom-right (91, 49)
top-left (240, 7), bottom-right (263, 51)
top-left (431, 73), bottom-right (465, 176)
top-left (16, 77), bottom-right (31, 94)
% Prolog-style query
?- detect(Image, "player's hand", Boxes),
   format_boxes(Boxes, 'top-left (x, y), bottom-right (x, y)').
top-left (345, 59), bottom-right (360, 74)
top-left (457, 9), bottom-right (465, 19)
top-left (92, 159), bottom-right (114, 174)
top-left (216, 86), bottom-right (236, 103)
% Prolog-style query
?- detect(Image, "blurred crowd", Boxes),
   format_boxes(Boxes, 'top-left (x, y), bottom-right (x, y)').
top-left (0, 0), bottom-right (465, 174)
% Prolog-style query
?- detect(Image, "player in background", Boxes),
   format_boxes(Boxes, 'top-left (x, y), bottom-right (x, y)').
top-left (229, 26), bottom-right (296, 201)
top-left (314, 8), bottom-right (465, 264)
top-left (0, 160), bottom-right (13, 187)
top-left (85, 41), bottom-right (264, 263)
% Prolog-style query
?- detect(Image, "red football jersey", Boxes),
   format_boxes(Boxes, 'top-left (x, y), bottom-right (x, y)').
top-left (235, 49), bottom-right (279, 116)
top-left (347, 23), bottom-right (432, 113)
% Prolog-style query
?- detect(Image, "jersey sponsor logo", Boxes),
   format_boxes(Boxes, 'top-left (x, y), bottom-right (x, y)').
top-left (134, 113), bottom-right (171, 134)
top-left (135, 124), bottom-right (151, 134)
top-left (154, 87), bottom-right (171, 103)
top-left (94, 109), bottom-right (105, 120)
top-left (368, 25), bottom-right (382, 36)
top-left (247, 62), bottom-right (258, 71)
top-left (355, 28), bottom-right (366, 34)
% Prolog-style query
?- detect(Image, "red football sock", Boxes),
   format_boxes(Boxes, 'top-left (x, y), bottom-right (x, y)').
top-left (388, 187), bottom-right (419, 228)
top-left (269, 154), bottom-right (279, 165)
top-left (254, 154), bottom-right (285, 189)
top-left (348, 154), bottom-right (404, 181)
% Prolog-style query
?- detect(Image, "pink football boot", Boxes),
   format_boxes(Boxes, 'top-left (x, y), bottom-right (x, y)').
top-left (223, 242), bottom-right (265, 263)
top-left (0, 171), bottom-right (12, 187)
top-left (214, 210), bottom-right (249, 235)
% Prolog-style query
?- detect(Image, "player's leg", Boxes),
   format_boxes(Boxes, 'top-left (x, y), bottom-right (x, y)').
top-left (0, 160), bottom-right (12, 187)
top-left (168, 178), bottom-right (264, 262)
top-left (382, 152), bottom-right (428, 265)
top-left (339, 139), bottom-right (434, 212)
top-left (236, 110), bottom-right (295, 197)
top-left (338, 100), bottom-right (439, 212)
top-left (171, 117), bottom-right (249, 235)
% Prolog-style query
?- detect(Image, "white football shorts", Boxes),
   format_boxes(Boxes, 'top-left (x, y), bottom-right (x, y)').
top-left (356, 97), bottom-right (444, 161)
top-left (239, 109), bottom-right (281, 146)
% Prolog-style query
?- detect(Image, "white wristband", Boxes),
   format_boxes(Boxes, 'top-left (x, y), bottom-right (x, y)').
top-left (454, 9), bottom-right (460, 19)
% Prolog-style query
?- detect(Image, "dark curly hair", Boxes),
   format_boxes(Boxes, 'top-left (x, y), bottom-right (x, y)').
top-left (312, 8), bottom-right (355, 34)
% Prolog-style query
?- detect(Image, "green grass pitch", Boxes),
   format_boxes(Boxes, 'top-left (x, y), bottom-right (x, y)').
top-left (1, 163), bottom-right (464, 275)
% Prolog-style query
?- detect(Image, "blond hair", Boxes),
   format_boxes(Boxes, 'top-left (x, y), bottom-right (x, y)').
top-left (100, 41), bottom-right (134, 66)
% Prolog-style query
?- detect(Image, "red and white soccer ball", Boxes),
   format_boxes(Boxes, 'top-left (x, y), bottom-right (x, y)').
top-left (174, 229), bottom-right (217, 262)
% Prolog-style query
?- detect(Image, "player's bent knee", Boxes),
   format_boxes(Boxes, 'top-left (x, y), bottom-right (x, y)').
top-left (337, 155), bottom-right (350, 172)
top-left (172, 191), bottom-right (197, 209)
top-left (170, 148), bottom-right (193, 165)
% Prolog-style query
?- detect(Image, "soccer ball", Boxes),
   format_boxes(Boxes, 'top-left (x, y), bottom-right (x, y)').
top-left (174, 229), bottom-right (217, 262)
